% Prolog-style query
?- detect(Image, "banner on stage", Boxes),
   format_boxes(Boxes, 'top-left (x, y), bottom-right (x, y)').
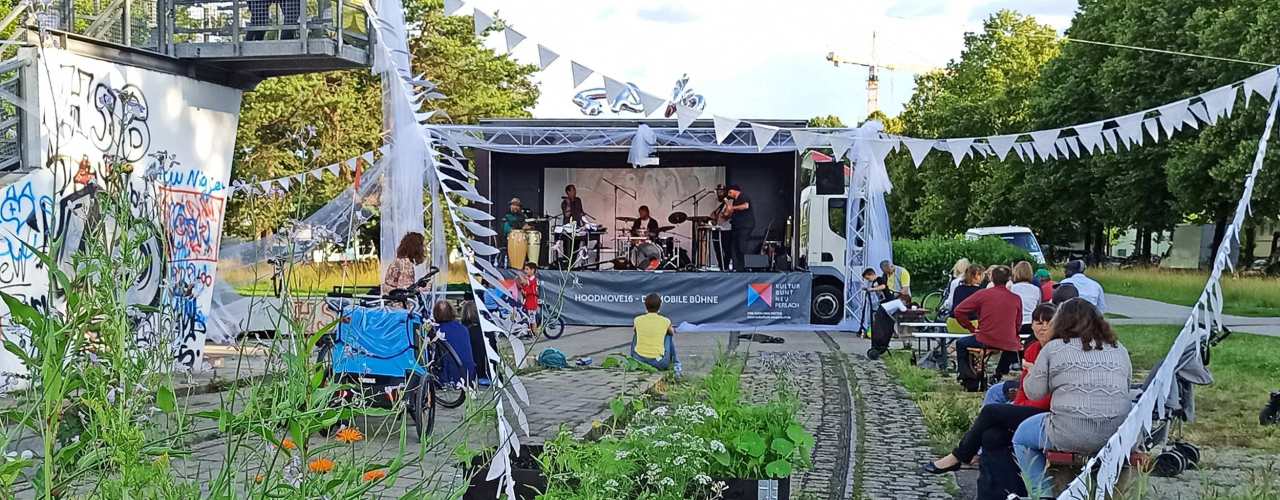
top-left (535, 271), bottom-right (811, 326)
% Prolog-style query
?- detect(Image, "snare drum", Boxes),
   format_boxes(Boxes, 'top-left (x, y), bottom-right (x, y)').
top-left (525, 230), bottom-right (542, 265)
top-left (507, 231), bottom-right (527, 268)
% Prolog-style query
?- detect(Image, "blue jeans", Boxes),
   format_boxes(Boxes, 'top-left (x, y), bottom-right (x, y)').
top-left (630, 333), bottom-right (680, 372)
top-left (983, 380), bottom-right (1017, 406)
top-left (955, 335), bottom-right (1019, 380)
top-left (1013, 412), bottom-right (1054, 497)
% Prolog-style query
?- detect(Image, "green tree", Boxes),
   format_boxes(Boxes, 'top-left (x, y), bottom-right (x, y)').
top-left (807, 115), bottom-right (845, 128)
top-left (889, 10), bottom-right (1060, 238)
top-left (226, 0), bottom-right (540, 240)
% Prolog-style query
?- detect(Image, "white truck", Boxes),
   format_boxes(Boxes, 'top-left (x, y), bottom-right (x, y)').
top-left (797, 187), bottom-right (1045, 324)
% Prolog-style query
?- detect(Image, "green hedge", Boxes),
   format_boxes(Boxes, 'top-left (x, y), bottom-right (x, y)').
top-left (892, 236), bottom-right (1037, 293)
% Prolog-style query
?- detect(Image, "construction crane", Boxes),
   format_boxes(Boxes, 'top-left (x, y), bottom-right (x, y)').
top-left (826, 32), bottom-right (942, 114)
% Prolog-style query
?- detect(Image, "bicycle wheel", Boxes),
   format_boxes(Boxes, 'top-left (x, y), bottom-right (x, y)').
top-left (408, 372), bottom-right (435, 440)
top-left (430, 341), bottom-right (467, 409)
top-left (539, 306), bottom-right (565, 340)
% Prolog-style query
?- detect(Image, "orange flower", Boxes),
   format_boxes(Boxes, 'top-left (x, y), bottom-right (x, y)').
top-left (280, 438), bottom-right (296, 450)
top-left (334, 427), bottom-right (364, 443)
top-left (308, 457), bottom-right (334, 473)
top-left (253, 474), bottom-right (263, 483)
top-left (362, 469), bottom-right (386, 482)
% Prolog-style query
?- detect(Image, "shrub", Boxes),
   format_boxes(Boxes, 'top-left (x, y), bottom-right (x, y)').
top-left (892, 235), bottom-right (1036, 292)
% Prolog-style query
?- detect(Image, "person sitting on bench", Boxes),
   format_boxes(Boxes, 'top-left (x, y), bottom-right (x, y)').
top-left (952, 265), bottom-right (1023, 390)
top-left (631, 293), bottom-right (682, 377)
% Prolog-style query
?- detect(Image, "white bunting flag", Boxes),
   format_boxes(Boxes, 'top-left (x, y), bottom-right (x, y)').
top-left (443, 0), bottom-right (464, 16)
top-left (675, 104), bottom-right (701, 133)
top-left (637, 90), bottom-right (666, 117)
top-left (752, 123), bottom-right (781, 152)
top-left (1064, 136), bottom-right (1080, 158)
top-left (1073, 122), bottom-right (1104, 154)
top-left (829, 134), bottom-right (854, 159)
top-left (1199, 85), bottom-right (1238, 122)
top-left (1158, 99), bottom-right (1192, 139)
top-left (278, 176), bottom-right (291, 191)
top-left (903, 139), bottom-right (935, 167)
top-left (472, 8), bottom-right (494, 37)
top-left (790, 130), bottom-right (819, 151)
top-left (1054, 139), bottom-right (1070, 159)
top-left (325, 164), bottom-right (340, 177)
top-left (869, 139), bottom-right (896, 162)
top-left (503, 26), bottom-right (526, 53)
top-left (537, 44), bottom-right (559, 70)
top-left (1029, 129), bottom-right (1059, 160)
top-left (987, 135), bottom-right (1018, 161)
top-left (361, 151), bottom-right (375, 164)
top-left (1114, 112), bottom-right (1144, 146)
top-left (1014, 142), bottom-right (1033, 162)
top-left (1142, 118), bottom-right (1160, 144)
top-left (259, 181), bottom-right (272, 192)
top-left (712, 115), bottom-right (740, 144)
top-left (293, 173), bottom-right (306, 184)
top-left (311, 168), bottom-right (324, 180)
top-left (946, 138), bottom-right (973, 166)
top-left (1033, 141), bottom-right (1056, 161)
top-left (1243, 68), bottom-right (1279, 106)
top-left (570, 61), bottom-right (594, 88)
top-left (1188, 101), bottom-right (1211, 126)
top-left (1102, 127), bottom-right (1120, 152)
top-left (603, 76), bottom-right (628, 107)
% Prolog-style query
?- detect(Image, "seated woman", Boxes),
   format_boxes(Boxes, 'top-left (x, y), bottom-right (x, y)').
top-left (1015, 298), bottom-right (1132, 498)
top-left (925, 303), bottom-right (1056, 500)
top-left (631, 293), bottom-right (681, 377)
top-left (458, 300), bottom-right (493, 384)
top-left (432, 300), bottom-right (477, 386)
top-left (939, 258), bottom-right (972, 316)
top-left (945, 264), bottom-right (985, 334)
top-left (382, 232), bottom-right (428, 298)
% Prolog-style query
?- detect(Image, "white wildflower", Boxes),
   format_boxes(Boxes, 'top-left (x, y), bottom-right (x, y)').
top-left (654, 440), bottom-right (669, 447)
top-left (659, 477), bottom-right (675, 487)
top-left (604, 479), bottom-right (619, 490)
top-left (651, 406), bottom-right (668, 416)
top-left (710, 440), bottom-right (726, 453)
top-left (673, 455), bottom-right (686, 466)
top-left (695, 474), bottom-right (712, 485)
top-left (615, 450), bottom-right (630, 460)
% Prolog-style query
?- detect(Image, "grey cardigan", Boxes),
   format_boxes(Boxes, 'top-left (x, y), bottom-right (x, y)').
top-left (1024, 338), bottom-right (1132, 453)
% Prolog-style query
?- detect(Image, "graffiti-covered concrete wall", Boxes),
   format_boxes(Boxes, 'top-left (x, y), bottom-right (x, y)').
top-left (0, 46), bottom-right (243, 375)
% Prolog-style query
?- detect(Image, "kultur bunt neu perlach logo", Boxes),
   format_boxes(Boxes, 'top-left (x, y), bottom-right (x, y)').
top-left (746, 283), bottom-right (773, 307)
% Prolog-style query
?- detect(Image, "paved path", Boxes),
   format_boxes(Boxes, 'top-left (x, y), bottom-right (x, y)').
top-left (1106, 294), bottom-right (1280, 336)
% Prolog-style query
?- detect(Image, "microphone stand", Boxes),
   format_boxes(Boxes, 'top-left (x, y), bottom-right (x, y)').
top-left (601, 178), bottom-right (636, 237)
top-left (672, 189), bottom-right (714, 265)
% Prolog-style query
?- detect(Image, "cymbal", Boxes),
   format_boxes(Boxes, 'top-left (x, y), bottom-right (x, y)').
top-left (668, 212), bottom-right (688, 224)
top-left (616, 216), bottom-right (638, 222)
top-left (656, 225), bottom-right (676, 232)
top-left (687, 215), bottom-right (712, 223)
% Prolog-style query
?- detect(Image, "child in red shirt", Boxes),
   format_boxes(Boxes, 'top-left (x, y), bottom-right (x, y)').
top-left (517, 263), bottom-right (539, 333)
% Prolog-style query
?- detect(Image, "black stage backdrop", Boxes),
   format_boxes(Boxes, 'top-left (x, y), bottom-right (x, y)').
top-left (476, 150), bottom-right (798, 262)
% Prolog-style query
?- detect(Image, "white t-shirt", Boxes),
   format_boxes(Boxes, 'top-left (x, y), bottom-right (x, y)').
top-left (1009, 282), bottom-right (1041, 325)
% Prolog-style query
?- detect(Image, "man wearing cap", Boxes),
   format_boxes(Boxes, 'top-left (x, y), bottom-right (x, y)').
top-left (502, 198), bottom-right (529, 241)
top-left (1057, 260), bottom-right (1105, 313)
top-left (724, 185), bottom-right (754, 272)
top-left (1035, 268), bottom-right (1056, 302)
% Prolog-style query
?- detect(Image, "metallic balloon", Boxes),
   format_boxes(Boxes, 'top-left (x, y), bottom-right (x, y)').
top-left (663, 74), bottom-right (707, 118)
top-left (572, 82), bottom-right (645, 116)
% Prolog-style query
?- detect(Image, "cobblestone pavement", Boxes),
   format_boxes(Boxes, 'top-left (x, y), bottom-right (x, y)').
top-left (1144, 447), bottom-right (1280, 499)
top-left (848, 354), bottom-right (954, 500)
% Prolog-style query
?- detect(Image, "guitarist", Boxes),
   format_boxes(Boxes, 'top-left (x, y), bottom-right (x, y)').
top-left (708, 185), bottom-right (732, 270)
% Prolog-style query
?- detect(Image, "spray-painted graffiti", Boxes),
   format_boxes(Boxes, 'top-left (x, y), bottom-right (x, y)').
top-left (159, 186), bottom-right (226, 367)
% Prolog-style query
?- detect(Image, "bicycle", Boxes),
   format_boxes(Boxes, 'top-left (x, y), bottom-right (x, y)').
top-left (507, 300), bottom-right (566, 340)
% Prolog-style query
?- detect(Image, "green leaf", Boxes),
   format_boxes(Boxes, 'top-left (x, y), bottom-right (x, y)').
top-left (601, 356), bottom-right (619, 368)
top-left (735, 430), bottom-right (766, 458)
top-left (765, 459), bottom-right (792, 478)
top-left (608, 396), bottom-right (625, 420)
top-left (771, 437), bottom-right (795, 457)
top-left (0, 291), bottom-right (40, 328)
top-left (712, 450), bottom-right (730, 466)
top-left (156, 385), bottom-right (175, 412)
top-left (787, 424), bottom-right (815, 448)
top-left (1, 339), bottom-right (31, 367)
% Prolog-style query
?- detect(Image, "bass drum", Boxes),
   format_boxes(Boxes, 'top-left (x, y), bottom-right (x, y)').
top-left (507, 231), bottom-right (528, 268)
top-left (628, 241), bottom-right (664, 270)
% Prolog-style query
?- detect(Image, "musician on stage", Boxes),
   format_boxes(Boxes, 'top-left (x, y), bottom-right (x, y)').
top-left (631, 205), bottom-right (660, 239)
top-left (561, 184), bottom-right (585, 225)
top-left (502, 197), bottom-right (530, 241)
top-left (724, 185), bottom-right (755, 272)
top-left (709, 185), bottom-right (731, 269)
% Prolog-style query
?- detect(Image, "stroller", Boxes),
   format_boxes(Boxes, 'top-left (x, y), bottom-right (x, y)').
top-left (1137, 324), bottom-right (1229, 477)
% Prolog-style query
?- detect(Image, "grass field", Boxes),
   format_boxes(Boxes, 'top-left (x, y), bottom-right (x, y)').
top-left (1081, 267), bottom-right (1280, 318)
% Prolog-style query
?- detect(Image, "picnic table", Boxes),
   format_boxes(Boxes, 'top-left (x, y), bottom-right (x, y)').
top-left (900, 323), bottom-right (1030, 374)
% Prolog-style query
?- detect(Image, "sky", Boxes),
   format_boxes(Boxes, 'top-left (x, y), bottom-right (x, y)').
top-left (462, 0), bottom-right (1078, 124)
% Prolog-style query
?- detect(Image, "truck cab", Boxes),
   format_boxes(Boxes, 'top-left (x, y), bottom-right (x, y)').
top-left (964, 226), bottom-right (1046, 264)
top-left (798, 186), bottom-right (848, 324)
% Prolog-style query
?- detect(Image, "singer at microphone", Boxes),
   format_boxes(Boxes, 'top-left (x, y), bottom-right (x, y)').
top-left (560, 184), bottom-right (585, 225)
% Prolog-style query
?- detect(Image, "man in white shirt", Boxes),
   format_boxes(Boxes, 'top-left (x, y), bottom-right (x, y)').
top-left (1057, 260), bottom-right (1106, 313)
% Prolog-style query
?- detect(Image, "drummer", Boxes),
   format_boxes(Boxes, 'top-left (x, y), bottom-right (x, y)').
top-left (631, 205), bottom-right (660, 240)
top-left (501, 198), bottom-right (531, 241)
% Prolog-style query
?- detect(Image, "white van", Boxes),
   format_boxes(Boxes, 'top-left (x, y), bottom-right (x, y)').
top-left (964, 226), bottom-right (1046, 264)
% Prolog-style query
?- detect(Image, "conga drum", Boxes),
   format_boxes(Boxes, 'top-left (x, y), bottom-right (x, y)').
top-left (525, 230), bottom-right (542, 266)
top-left (507, 231), bottom-right (527, 268)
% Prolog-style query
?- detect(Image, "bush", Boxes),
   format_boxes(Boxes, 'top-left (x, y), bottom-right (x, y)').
top-left (892, 235), bottom-right (1036, 292)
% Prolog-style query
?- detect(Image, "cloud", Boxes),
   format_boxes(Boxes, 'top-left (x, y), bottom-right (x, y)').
top-left (597, 6), bottom-right (617, 20)
top-left (636, 3), bottom-right (698, 24)
top-left (967, 0), bottom-right (1078, 22)
top-left (884, 0), bottom-right (951, 19)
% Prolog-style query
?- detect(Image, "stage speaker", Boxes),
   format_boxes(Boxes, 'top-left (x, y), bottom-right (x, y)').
top-left (744, 254), bottom-right (772, 271)
top-left (815, 161), bottom-right (844, 195)
top-left (775, 254), bottom-right (793, 271)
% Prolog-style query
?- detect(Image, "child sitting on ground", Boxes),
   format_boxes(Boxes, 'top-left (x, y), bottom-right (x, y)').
top-left (630, 293), bottom-right (682, 377)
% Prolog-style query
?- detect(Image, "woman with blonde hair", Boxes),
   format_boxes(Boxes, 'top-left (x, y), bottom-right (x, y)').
top-left (1009, 261), bottom-right (1041, 340)
top-left (941, 258), bottom-right (972, 313)
top-left (946, 265), bottom-right (985, 334)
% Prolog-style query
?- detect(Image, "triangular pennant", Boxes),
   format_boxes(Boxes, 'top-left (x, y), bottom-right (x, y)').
top-left (1029, 129), bottom-right (1059, 159)
top-left (1102, 127), bottom-right (1120, 152)
top-left (1015, 143), bottom-right (1033, 162)
top-left (1243, 68), bottom-right (1278, 106)
top-left (869, 139), bottom-right (896, 162)
top-left (1187, 101), bottom-right (1211, 126)
top-left (310, 168), bottom-right (324, 180)
top-left (1114, 112), bottom-right (1144, 146)
top-left (259, 181), bottom-right (273, 192)
top-left (751, 123), bottom-right (781, 152)
top-left (1056, 139), bottom-right (1072, 159)
top-left (1073, 122), bottom-right (1103, 154)
top-left (472, 8), bottom-right (494, 37)
top-left (1064, 136), bottom-right (1080, 158)
top-left (712, 115), bottom-right (740, 144)
top-left (828, 135), bottom-right (854, 160)
top-left (536, 44), bottom-right (559, 70)
top-left (637, 90), bottom-right (666, 117)
top-left (361, 151), bottom-right (375, 164)
top-left (603, 76), bottom-right (628, 107)
top-left (903, 139), bottom-right (935, 167)
top-left (946, 138), bottom-right (973, 166)
top-left (1199, 85), bottom-right (1237, 124)
top-left (325, 164), bottom-right (340, 176)
top-left (278, 176), bottom-right (291, 191)
top-left (1158, 99), bottom-right (1191, 138)
top-left (570, 61), bottom-right (594, 88)
top-left (1032, 141), bottom-right (1056, 161)
top-left (1143, 118), bottom-right (1160, 144)
top-left (675, 104), bottom-right (701, 133)
top-left (293, 173), bottom-right (306, 184)
top-left (443, 0), bottom-right (464, 16)
top-left (987, 135), bottom-right (1018, 161)
top-left (970, 144), bottom-right (991, 158)
top-left (503, 26), bottom-right (526, 53)
top-left (790, 130), bottom-right (818, 151)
